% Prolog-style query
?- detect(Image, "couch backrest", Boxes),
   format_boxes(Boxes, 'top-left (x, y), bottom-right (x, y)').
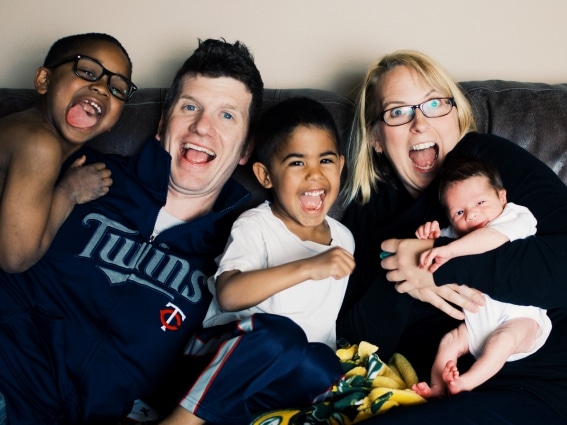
top-left (460, 80), bottom-right (567, 183)
top-left (0, 88), bottom-right (354, 155)
top-left (0, 87), bottom-right (354, 215)
top-left (2, 81), bottom-right (567, 217)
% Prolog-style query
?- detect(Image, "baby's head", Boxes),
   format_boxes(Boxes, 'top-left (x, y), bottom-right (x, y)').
top-left (439, 157), bottom-right (507, 235)
top-left (252, 97), bottom-right (344, 228)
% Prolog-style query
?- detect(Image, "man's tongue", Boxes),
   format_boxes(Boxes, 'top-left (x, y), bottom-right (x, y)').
top-left (299, 193), bottom-right (323, 210)
top-left (66, 103), bottom-right (98, 129)
top-left (409, 147), bottom-right (436, 170)
top-left (184, 148), bottom-right (211, 163)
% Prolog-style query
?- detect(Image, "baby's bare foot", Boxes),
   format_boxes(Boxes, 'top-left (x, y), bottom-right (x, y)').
top-left (442, 360), bottom-right (464, 395)
top-left (412, 382), bottom-right (433, 398)
top-left (412, 381), bottom-right (447, 399)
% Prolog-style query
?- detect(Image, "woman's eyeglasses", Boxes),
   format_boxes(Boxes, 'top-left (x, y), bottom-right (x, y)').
top-left (378, 98), bottom-right (456, 126)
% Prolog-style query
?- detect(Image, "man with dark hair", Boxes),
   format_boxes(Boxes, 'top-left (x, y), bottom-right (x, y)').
top-left (162, 38), bottom-right (263, 137)
top-left (0, 38), bottom-right (263, 425)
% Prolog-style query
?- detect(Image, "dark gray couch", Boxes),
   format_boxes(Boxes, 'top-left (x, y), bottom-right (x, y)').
top-left (1, 82), bottom-right (567, 422)
top-left (1, 80), bottom-right (567, 217)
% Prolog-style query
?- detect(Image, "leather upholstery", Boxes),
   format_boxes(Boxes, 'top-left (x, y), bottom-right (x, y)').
top-left (2, 80), bottom-right (566, 218)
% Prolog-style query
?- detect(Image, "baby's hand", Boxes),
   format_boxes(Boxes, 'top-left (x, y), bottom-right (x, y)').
top-left (309, 246), bottom-right (355, 280)
top-left (419, 246), bottom-right (451, 273)
top-left (415, 220), bottom-right (441, 240)
top-left (58, 155), bottom-right (113, 204)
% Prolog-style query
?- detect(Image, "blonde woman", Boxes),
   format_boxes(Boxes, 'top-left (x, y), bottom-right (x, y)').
top-left (336, 50), bottom-right (567, 424)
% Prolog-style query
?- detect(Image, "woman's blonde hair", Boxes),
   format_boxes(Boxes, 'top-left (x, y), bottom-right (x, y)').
top-left (342, 50), bottom-right (477, 205)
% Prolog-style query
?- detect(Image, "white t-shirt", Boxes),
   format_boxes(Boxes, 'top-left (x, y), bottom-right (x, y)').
top-left (151, 208), bottom-right (186, 240)
top-left (202, 201), bottom-right (355, 349)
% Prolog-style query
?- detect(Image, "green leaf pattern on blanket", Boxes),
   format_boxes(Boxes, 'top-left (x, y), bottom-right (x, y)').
top-left (250, 342), bottom-right (426, 425)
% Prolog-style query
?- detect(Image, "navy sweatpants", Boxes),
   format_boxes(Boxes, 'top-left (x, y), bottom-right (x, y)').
top-left (179, 313), bottom-right (343, 425)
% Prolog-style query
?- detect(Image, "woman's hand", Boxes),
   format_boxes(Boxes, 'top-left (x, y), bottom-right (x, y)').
top-left (380, 238), bottom-right (485, 320)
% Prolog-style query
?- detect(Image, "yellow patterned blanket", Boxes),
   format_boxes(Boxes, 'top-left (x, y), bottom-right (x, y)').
top-left (250, 341), bottom-right (426, 425)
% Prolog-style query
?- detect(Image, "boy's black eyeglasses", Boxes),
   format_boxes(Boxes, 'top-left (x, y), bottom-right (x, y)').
top-left (46, 54), bottom-right (137, 102)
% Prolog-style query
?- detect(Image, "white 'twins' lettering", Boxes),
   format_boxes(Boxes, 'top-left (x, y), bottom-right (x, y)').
top-left (77, 213), bottom-right (206, 303)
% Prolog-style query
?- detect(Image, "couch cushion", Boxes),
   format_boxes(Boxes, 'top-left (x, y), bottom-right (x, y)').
top-left (0, 87), bottom-right (354, 155)
top-left (461, 80), bottom-right (567, 184)
top-left (0, 87), bottom-right (354, 217)
top-left (5, 81), bottom-right (567, 211)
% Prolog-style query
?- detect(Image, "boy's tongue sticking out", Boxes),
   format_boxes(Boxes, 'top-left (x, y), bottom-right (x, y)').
top-left (66, 101), bottom-right (100, 129)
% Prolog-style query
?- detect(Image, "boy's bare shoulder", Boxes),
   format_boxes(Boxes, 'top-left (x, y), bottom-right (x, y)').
top-left (0, 108), bottom-right (63, 157)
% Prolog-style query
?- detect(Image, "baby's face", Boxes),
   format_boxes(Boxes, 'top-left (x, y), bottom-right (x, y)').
top-left (444, 175), bottom-right (507, 236)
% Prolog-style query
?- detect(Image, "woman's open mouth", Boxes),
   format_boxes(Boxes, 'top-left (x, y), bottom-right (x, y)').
top-left (409, 142), bottom-right (439, 171)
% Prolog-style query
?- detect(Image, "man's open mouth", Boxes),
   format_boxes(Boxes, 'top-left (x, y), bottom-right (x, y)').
top-left (181, 143), bottom-right (216, 163)
top-left (409, 142), bottom-right (439, 170)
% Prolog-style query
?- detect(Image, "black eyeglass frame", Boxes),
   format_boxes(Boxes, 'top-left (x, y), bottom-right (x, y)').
top-left (377, 97), bottom-right (456, 127)
top-left (46, 54), bottom-right (137, 101)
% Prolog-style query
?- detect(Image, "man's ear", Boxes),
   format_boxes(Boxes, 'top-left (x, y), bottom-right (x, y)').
top-left (155, 113), bottom-right (166, 141)
top-left (239, 139), bottom-right (254, 165)
top-left (252, 162), bottom-right (273, 189)
top-left (34, 67), bottom-right (50, 95)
